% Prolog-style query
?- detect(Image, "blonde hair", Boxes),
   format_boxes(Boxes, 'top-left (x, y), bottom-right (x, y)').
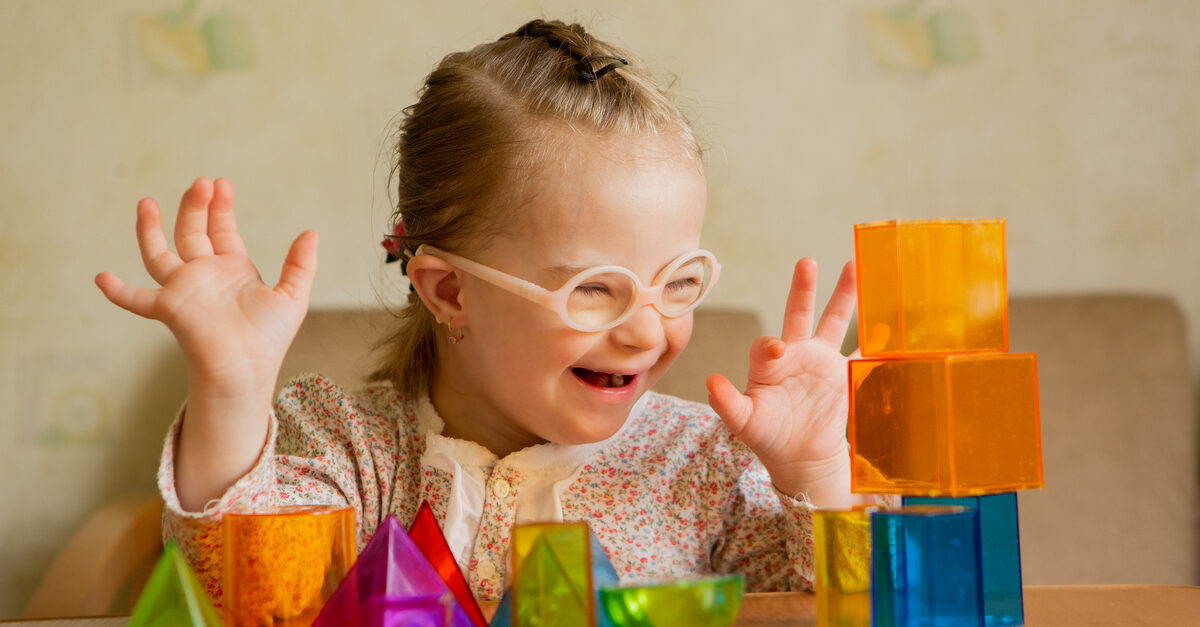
top-left (371, 19), bottom-right (701, 397)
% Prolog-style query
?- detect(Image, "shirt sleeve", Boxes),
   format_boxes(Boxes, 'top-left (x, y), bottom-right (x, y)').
top-left (157, 373), bottom-right (409, 608)
top-left (707, 441), bottom-right (818, 592)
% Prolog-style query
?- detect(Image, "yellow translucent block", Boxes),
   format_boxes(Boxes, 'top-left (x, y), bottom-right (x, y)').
top-left (854, 219), bottom-right (1008, 356)
top-left (223, 504), bottom-right (356, 627)
top-left (849, 353), bottom-right (1043, 496)
top-left (814, 509), bottom-right (872, 627)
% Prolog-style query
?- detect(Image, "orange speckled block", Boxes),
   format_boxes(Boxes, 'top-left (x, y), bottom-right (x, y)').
top-left (849, 353), bottom-right (1043, 496)
top-left (855, 219), bottom-right (1008, 357)
top-left (223, 504), bottom-right (356, 627)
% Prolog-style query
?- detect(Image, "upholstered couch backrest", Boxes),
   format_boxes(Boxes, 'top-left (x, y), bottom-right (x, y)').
top-left (280, 297), bottom-right (1198, 585)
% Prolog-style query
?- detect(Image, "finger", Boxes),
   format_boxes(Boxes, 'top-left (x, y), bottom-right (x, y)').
top-left (174, 177), bottom-right (215, 260)
top-left (207, 178), bottom-right (248, 256)
top-left (780, 258), bottom-right (819, 343)
top-left (746, 334), bottom-right (787, 383)
top-left (95, 272), bottom-right (160, 320)
top-left (135, 198), bottom-right (182, 284)
top-left (274, 230), bottom-right (319, 303)
top-left (706, 373), bottom-right (754, 438)
top-left (814, 260), bottom-right (858, 346)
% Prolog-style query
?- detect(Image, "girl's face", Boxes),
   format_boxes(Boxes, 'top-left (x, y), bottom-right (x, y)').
top-left (435, 131), bottom-right (707, 455)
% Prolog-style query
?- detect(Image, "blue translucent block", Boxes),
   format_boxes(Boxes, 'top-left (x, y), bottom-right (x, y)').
top-left (871, 507), bottom-right (984, 627)
top-left (902, 494), bottom-right (1024, 626)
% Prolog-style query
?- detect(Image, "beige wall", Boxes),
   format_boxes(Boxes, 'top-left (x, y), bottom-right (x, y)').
top-left (2, 0), bottom-right (1198, 616)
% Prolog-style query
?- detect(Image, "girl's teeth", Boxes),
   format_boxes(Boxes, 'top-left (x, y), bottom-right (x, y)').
top-left (609, 374), bottom-right (625, 387)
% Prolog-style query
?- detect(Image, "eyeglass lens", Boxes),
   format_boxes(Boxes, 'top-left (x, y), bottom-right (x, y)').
top-left (565, 254), bottom-right (713, 328)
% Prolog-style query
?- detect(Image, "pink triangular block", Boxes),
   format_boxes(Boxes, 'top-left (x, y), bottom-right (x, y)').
top-left (313, 514), bottom-right (475, 626)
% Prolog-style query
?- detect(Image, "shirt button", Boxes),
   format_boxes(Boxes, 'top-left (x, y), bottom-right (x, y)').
top-left (493, 479), bottom-right (511, 499)
top-left (477, 559), bottom-right (497, 579)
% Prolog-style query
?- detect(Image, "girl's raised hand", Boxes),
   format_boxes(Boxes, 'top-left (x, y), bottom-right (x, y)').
top-left (95, 178), bottom-right (319, 398)
top-left (705, 258), bottom-right (857, 499)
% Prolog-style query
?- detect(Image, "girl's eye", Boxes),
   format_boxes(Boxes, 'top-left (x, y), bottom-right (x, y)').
top-left (573, 283), bottom-right (612, 297)
top-left (665, 277), bottom-right (701, 293)
top-left (667, 276), bottom-right (700, 290)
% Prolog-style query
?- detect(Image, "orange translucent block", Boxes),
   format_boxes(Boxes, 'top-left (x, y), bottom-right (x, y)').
top-left (849, 353), bottom-right (1043, 496)
top-left (223, 504), bottom-right (356, 627)
top-left (814, 509), bottom-right (873, 627)
top-left (854, 219), bottom-right (1008, 357)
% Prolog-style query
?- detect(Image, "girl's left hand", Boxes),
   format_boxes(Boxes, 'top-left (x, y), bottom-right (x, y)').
top-left (706, 258), bottom-right (857, 497)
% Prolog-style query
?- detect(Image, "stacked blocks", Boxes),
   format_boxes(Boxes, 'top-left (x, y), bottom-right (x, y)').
top-left (903, 494), bottom-right (1024, 626)
top-left (870, 507), bottom-right (983, 626)
top-left (846, 219), bottom-right (1042, 626)
top-left (853, 219), bottom-right (1007, 356)
top-left (222, 504), bottom-right (356, 626)
top-left (129, 541), bottom-right (222, 627)
top-left (849, 353), bottom-right (1041, 495)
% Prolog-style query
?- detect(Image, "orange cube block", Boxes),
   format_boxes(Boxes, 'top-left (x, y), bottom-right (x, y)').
top-left (223, 504), bottom-right (356, 627)
top-left (854, 219), bottom-right (1008, 356)
top-left (849, 353), bottom-right (1043, 496)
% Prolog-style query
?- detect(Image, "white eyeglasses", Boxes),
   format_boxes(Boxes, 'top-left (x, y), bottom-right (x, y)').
top-left (414, 244), bottom-right (721, 332)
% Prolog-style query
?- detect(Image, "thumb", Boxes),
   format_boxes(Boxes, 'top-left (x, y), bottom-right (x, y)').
top-left (95, 272), bottom-right (158, 320)
top-left (275, 230), bottom-right (319, 302)
top-left (706, 373), bottom-right (754, 438)
top-left (746, 334), bottom-right (787, 382)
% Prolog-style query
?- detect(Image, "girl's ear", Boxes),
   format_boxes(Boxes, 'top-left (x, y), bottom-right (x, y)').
top-left (406, 254), bottom-right (467, 326)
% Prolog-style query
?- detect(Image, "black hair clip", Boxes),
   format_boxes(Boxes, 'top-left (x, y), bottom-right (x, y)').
top-left (574, 55), bottom-right (628, 82)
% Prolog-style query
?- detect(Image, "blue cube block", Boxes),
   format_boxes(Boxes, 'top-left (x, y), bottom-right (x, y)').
top-left (902, 493), bottom-right (1024, 626)
top-left (871, 507), bottom-right (983, 627)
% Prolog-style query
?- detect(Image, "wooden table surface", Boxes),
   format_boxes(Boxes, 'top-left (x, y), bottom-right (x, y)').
top-left (6, 585), bottom-right (1198, 626)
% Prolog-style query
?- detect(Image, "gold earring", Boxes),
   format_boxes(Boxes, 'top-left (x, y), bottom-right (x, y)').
top-left (447, 325), bottom-right (465, 345)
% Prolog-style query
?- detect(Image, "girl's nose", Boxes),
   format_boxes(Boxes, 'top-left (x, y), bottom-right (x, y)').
top-left (610, 303), bottom-right (666, 350)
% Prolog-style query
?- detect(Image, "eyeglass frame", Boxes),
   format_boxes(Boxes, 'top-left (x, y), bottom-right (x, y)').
top-left (412, 244), bottom-right (722, 332)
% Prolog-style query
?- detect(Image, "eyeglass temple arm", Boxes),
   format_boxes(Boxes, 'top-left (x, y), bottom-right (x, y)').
top-left (415, 245), bottom-right (555, 307)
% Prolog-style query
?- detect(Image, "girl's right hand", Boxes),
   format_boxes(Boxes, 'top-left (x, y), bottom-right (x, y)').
top-left (95, 178), bottom-right (319, 399)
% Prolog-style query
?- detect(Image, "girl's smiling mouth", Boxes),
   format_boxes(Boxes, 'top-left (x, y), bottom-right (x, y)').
top-left (571, 367), bottom-right (638, 389)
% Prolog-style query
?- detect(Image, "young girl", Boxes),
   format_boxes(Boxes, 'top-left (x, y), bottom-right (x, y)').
top-left (95, 19), bottom-right (859, 606)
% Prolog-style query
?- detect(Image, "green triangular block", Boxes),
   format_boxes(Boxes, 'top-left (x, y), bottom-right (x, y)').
top-left (512, 536), bottom-right (591, 625)
top-left (129, 541), bottom-right (223, 627)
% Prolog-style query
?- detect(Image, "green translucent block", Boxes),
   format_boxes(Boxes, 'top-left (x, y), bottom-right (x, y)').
top-left (510, 522), bottom-right (594, 626)
top-left (129, 541), bottom-right (223, 627)
top-left (814, 509), bottom-right (872, 627)
top-left (598, 574), bottom-right (744, 627)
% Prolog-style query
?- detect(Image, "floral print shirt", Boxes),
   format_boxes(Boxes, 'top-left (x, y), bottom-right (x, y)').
top-left (158, 373), bottom-right (817, 606)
